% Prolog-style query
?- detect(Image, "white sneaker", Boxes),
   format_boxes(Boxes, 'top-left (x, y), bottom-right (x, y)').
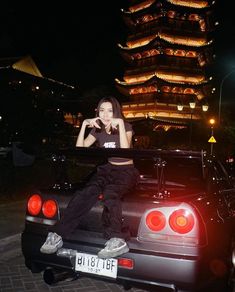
top-left (98, 238), bottom-right (129, 259)
top-left (40, 232), bottom-right (63, 254)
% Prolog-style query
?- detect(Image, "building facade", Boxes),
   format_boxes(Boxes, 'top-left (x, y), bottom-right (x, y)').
top-left (115, 0), bottom-right (216, 139)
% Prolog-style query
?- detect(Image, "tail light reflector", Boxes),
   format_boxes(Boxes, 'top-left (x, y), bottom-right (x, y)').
top-left (118, 258), bottom-right (134, 269)
top-left (169, 209), bottom-right (195, 234)
top-left (146, 210), bottom-right (166, 231)
top-left (42, 200), bottom-right (57, 218)
top-left (141, 205), bottom-right (201, 246)
top-left (27, 194), bottom-right (42, 216)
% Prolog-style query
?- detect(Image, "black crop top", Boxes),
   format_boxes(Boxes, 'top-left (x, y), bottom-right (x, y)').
top-left (89, 122), bottom-right (133, 163)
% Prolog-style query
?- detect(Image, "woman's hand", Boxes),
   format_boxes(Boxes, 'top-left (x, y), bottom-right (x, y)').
top-left (103, 118), bottom-right (123, 130)
top-left (84, 118), bottom-right (101, 129)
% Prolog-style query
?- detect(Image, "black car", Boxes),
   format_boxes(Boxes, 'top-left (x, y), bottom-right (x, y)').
top-left (21, 148), bottom-right (235, 291)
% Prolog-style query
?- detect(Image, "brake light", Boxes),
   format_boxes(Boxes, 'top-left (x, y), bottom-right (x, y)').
top-left (118, 258), bottom-right (134, 269)
top-left (169, 209), bottom-right (195, 234)
top-left (140, 205), bottom-right (201, 246)
top-left (42, 200), bottom-right (57, 218)
top-left (146, 210), bottom-right (166, 231)
top-left (27, 194), bottom-right (42, 216)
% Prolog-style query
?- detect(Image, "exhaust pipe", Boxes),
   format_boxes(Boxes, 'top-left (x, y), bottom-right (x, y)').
top-left (43, 268), bottom-right (78, 285)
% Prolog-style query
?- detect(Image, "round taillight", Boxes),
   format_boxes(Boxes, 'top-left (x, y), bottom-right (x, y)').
top-left (146, 210), bottom-right (166, 231)
top-left (27, 194), bottom-right (42, 216)
top-left (169, 209), bottom-right (195, 234)
top-left (42, 200), bottom-right (57, 218)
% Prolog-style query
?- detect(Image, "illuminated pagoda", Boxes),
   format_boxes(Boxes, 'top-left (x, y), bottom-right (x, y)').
top-left (115, 0), bottom-right (216, 133)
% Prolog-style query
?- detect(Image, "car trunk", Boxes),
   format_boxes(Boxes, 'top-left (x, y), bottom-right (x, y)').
top-left (57, 195), bottom-right (198, 241)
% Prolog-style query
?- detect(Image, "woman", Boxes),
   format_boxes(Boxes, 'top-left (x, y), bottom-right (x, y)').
top-left (40, 96), bottom-right (139, 258)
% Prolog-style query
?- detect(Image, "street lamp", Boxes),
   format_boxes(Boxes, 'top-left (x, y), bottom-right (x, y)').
top-left (209, 118), bottom-right (215, 155)
top-left (189, 101), bottom-right (196, 148)
top-left (202, 103), bottom-right (209, 112)
top-left (177, 104), bottom-right (184, 111)
top-left (177, 101), bottom-right (208, 149)
top-left (219, 70), bottom-right (235, 125)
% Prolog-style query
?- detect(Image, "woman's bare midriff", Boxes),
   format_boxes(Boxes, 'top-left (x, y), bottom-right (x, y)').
top-left (109, 159), bottom-right (134, 166)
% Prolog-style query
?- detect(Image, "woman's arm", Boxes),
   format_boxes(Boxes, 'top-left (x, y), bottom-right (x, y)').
top-left (110, 119), bottom-right (132, 148)
top-left (76, 119), bottom-right (97, 147)
top-left (119, 120), bottom-right (132, 148)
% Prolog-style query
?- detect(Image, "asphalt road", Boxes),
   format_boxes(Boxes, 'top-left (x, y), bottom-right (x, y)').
top-left (0, 200), bottom-right (149, 292)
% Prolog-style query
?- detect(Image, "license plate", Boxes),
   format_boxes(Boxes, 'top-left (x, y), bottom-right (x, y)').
top-left (75, 252), bottom-right (118, 278)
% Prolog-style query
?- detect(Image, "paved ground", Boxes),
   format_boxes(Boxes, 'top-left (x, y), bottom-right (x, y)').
top-left (0, 200), bottom-right (26, 240)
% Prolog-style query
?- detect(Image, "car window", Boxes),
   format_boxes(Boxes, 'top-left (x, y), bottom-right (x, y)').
top-left (214, 161), bottom-right (229, 179)
top-left (213, 161), bottom-right (232, 188)
top-left (134, 156), bottom-right (205, 197)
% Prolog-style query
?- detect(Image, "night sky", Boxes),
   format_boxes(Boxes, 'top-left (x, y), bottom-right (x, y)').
top-left (0, 1), bottom-right (234, 100)
top-left (0, 1), bottom-right (127, 91)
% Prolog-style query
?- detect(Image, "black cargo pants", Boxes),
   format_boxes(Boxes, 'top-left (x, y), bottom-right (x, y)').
top-left (52, 163), bottom-right (139, 240)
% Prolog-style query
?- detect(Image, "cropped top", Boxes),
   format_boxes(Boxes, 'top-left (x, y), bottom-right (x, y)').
top-left (89, 122), bottom-right (133, 164)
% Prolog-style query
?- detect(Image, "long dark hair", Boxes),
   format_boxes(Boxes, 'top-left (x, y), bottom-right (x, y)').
top-left (94, 96), bottom-right (125, 134)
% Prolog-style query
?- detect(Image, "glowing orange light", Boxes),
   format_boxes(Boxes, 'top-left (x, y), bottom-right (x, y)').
top-left (209, 118), bottom-right (215, 126)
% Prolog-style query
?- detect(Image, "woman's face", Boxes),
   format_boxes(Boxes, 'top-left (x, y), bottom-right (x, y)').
top-left (98, 102), bottom-right (113, 125)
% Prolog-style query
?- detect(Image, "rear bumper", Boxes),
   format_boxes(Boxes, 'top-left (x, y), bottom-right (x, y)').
top-left (21, 231), bottom-right (201, 291)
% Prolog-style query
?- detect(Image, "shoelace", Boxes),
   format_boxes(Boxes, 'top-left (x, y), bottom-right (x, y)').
top-left (45, 235), bottom-right (52, 245)
top-left (106, 238), bottom-right (124, 249)
top-left (45, 233), bottom-right (60, 245)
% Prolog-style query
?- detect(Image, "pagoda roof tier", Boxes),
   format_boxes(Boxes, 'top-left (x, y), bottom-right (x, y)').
top-left (124, 17), bottom-right (215, 37)
top-left (125, 30), bottom-right (213, 49)
top-left (123, 0), bottom-right (215, 32)
top-left (126, 0), bottom-right (214, 15)
top-left (122, 53), bottom-right (213, 70)
top-left (130, 116), bottom-right (187, 126)
top-left (166, 0), bottom-right (214, 9)
top-left (126, 26), bottom-right (213, 48)
top-left (115, 74), bottom-right (212, 100)
top-left (117, 72), bottom-right (210, 86)
top-left (121, 54), bottom-right (212, 70)
top-left (130, 116), bottom-right (188, 132)
top-left (117, 88), bottom-right (209, 104)
top-left (118, 35), bottom-right (213, 66)
top-left (119, 34), bottom-right (212, 52)
top-left (121, 101), bottom-right (207, 122)
top-left (122, 65), bottom-right (210, 83)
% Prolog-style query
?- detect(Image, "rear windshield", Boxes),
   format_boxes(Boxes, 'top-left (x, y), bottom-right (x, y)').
top-left (134, 156), bottom-right (205, 196)
top-left (66, 153), bottom-right (205, 197)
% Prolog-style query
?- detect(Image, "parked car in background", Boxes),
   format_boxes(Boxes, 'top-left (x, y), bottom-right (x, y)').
top-left (21, 148), bottom-right (235, 292)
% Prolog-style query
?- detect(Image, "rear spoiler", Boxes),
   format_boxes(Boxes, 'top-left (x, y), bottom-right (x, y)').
top-left (53, 147), bottom-right (205, 160)
top-left (50, 148), bottom-right (206, 190)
